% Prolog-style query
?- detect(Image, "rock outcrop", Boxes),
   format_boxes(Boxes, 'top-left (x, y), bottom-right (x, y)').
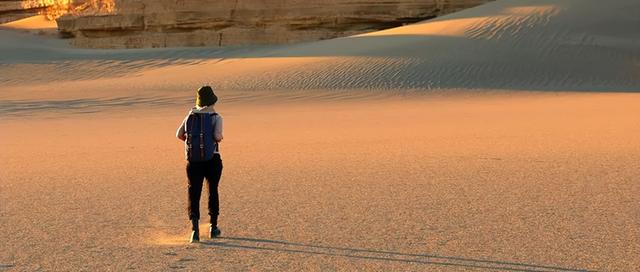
top-left (57, 0), bottom-right (493, 48)
top-left (0, 0), bottom-right (48, 23)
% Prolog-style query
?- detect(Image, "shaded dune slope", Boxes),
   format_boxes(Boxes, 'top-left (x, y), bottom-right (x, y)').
top-left (1, 0), bottom-right (639, 92)
top-left (223, 0), bottom-right (640, 91)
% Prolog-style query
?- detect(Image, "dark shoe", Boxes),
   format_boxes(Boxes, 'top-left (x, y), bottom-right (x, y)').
top-left (209, 225), bottom-right (221, 239)
top-left (190, 219), bottom-right (200, 243)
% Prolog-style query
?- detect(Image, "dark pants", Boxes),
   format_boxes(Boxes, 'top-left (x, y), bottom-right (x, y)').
top-left (186, 154), bottom-right (223, 226)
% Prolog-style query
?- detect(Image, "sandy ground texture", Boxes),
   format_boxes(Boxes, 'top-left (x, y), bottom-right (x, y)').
top-left (1, 0), bottom-right (640, 271)
top-left (1, 93), bottom-right (640, 271)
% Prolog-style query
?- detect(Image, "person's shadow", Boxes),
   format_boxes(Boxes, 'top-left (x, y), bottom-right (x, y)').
top-left (201, 236), bottom-right (591, 272)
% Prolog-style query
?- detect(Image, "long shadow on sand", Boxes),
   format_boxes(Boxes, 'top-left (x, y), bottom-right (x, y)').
top-left (201, 237), bottom-right (590, 272)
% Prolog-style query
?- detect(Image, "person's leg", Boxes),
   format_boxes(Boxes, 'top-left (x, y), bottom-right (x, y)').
top-left (205, 155), bottom-right (223, 227)
top-left (186, 162), bottom-right (205, 223)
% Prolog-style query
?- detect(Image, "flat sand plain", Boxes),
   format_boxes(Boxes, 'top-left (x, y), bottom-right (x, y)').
top-left (1, 92), bottom-right (639, 271)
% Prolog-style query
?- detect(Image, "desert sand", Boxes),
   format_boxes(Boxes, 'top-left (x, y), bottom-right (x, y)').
top-left (1, 0), bottom-right (639, 271)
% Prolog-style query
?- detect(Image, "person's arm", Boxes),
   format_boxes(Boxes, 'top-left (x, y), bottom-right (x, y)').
top-left (214, 115), bottom-right (224, 142)
top-left (176, 116), bottom-right (187, 141)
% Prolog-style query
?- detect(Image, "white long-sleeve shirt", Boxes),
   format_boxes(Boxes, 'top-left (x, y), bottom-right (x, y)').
top-left (176, 106), bottom-right (224, 153)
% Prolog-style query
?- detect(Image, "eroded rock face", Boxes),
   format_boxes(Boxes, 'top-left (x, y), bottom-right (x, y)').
top-left (57, 0), bottom-right (493, 48)
top-left (0, 0), bottom-right (48, 23)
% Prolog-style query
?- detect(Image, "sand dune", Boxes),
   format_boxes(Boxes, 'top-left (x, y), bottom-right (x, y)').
top-left (1, 0), bottom-right (639, 271)
top-left (2, 0), bottom-right (639, 93)
top-left (200, 0), bottom-right (640, 91)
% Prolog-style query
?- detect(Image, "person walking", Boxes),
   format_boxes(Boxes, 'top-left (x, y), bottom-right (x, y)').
top-left (176, 86), bottom-right (224, 243)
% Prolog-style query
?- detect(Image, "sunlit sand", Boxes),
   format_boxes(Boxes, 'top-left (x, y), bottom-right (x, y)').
top-left (0, 15), bottom-right (56, 30)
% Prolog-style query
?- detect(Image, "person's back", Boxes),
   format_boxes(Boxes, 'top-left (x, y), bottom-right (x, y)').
top-left (176, 86), bottom-right (224, 243)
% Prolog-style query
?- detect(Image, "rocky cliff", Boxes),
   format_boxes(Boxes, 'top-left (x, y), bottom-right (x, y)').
top-left (0, 0), bottom-right (48, 23)
top-left (56, 0), bottom-right (493, 49)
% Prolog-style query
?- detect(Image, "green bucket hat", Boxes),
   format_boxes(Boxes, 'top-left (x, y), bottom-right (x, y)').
top-left (196, 86), bottom-right (218, 107)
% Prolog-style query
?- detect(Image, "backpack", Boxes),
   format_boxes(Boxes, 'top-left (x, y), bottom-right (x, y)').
top-left (185, 112), bottom-right (218, 162)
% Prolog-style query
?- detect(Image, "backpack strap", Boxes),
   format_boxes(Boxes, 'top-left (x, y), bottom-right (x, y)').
top-left (199, 113), bottom-right (205, 159)
top-left (211, 112), bottom-right (219, 153)
top-left (187, 113), bottom-right (195, 159)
